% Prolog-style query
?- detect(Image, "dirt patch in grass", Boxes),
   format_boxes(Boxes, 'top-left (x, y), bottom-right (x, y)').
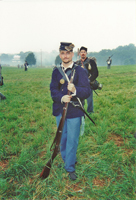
top-left (0, 160), bottom-right (9, 169)
top-left (108, 134), bottom-right (124, 146)
top-left (66, 182), bottom-right (83, 192)
top-left (39, 150), bottom-right (47, 158)
top-left (122, 148), bottom-right (133, 156)
top-left (93, 177), bottom-right (110, 187)
top-left (93, 177), bottom-right (105, 187)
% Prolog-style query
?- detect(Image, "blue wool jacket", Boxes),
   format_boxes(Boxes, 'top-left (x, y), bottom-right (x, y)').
top-left (50, 63), bottom-right (91, 118)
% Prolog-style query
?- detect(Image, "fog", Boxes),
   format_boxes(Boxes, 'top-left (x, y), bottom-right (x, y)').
top-left (0, 43), bottom-right (136, 67)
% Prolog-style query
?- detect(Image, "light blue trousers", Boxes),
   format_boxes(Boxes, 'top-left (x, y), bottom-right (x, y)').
top-left (87, 89), bottom-right (93, 113)
top-left (56, 114), bottom-right (81, 172)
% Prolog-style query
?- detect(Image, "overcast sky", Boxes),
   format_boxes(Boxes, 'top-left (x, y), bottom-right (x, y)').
top-left (0, 0), bottom-right (136, 54)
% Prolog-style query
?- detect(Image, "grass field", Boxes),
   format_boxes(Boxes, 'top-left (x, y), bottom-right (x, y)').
top-left (0, 65), bottom-right (136, 200)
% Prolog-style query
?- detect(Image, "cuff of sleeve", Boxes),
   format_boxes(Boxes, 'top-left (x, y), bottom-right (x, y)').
top-left (71, 89), bottom-right (76, 96)
top-left (61, 96), bottom-right (64, 103)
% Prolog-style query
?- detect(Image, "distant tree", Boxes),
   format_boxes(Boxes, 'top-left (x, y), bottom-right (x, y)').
top-left (1, 53), bottom-right (9, 61)
top-left (19, 51), bottom-right (30, 64)
top-left (25, 52), bottom-right (36, 66)
top-left (0, 53), bottom-right (13, 65)
top-left (55, 55), bottom-right (61, 66)
top-left (124, 58), bottom-right (135, 65)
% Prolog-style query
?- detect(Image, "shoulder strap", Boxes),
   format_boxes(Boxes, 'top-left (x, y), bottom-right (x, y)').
top-left (56, 64), bottom-right (78, 81)
top-left (84, 57), bottom-right (90, 65)
top-left (76, 59), bottom-right (81, 65)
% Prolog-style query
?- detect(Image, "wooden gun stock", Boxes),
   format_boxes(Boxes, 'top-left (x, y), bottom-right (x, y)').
top-left (40, 102), bottom-right (68, 178)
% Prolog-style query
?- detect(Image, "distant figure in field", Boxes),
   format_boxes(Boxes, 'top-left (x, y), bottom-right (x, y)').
top-left (0, 92), bottom-right (6, 100)
top-left (24, 61), bottom-right (29, 71)
top-left (106, 56), bottom-right (112, 69)
top-left (0, 64), bottom-right (4, 86)
top-left (0, 65), bottom-right (6, 100)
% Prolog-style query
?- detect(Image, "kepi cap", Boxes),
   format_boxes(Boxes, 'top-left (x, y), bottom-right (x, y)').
top-left (80, 46), bottom-right (87, 52)
top-left (59, 42), bottom-right (75, 52)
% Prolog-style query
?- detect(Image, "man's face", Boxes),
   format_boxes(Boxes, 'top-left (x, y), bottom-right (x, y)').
top-left (80, 50), bottom-right (87, 60)
top-left (59, 50), bottom-right (74, 64)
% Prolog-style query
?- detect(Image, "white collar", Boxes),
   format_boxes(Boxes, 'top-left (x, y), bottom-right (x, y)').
top-left (61, 61), bottom-right (74, 71)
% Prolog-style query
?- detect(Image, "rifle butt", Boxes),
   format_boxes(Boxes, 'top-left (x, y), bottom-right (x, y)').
top-left (40, 160), bottom-right (52, 179)
top-left (40, 166), bottom-right (50, 179)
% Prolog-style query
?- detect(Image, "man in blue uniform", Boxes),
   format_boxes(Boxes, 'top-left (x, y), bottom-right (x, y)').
top-left (50, 42), bottom-right (91, 180)
top-left (76, 46), bottom-right (98, 113)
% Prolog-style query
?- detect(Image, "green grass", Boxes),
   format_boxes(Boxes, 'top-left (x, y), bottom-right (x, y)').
top-left (0, 65), bottom-right (136, 200)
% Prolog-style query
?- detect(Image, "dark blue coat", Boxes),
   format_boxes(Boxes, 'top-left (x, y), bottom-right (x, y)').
top-left (50, 63), bottom-right (91, 118)
top-left (76, 57), bottom-right (98, 82)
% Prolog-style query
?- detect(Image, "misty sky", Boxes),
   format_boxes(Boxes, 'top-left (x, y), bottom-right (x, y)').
top-left (0, 0), bottom-right (136, 54)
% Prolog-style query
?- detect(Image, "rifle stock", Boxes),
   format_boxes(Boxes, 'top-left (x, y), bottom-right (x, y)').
top-left (40, 144), bottom-right (60, 178)
top-left (40, 102), bottom-right (68, 178)
top-left (40, 70), bottom-right (75, 179)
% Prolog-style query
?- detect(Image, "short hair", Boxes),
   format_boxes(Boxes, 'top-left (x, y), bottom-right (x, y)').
top-left (80, 46), bottom-right (87, 52)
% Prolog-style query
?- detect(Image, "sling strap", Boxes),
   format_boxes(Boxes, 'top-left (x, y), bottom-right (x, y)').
top-left (56, 63), bottom-right (78, 82)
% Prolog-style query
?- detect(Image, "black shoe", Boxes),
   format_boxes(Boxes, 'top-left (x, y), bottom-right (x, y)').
top-left (69, 172), bottom-right (77, 180)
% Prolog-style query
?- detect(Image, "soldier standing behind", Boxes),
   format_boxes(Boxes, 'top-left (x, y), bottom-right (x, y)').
top-left (76, 46), bottom-right (98, 113)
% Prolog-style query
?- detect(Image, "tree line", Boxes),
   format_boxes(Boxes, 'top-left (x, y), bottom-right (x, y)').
top-left (0, 43), bottom-right (136, 67)
top-left (87, 43), bottom-right (136, 66)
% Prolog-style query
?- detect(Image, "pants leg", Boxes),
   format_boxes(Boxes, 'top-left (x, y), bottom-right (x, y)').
top-left (87, 89), bottom-right (93, 113)
top-left (65, 117), bottom-right (81, 172)
top-left (56, 115), bottom-right (81, 172)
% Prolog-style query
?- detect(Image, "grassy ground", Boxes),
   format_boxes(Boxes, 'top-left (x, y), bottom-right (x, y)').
top-left (0, 65), bottom-right (136, 200)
